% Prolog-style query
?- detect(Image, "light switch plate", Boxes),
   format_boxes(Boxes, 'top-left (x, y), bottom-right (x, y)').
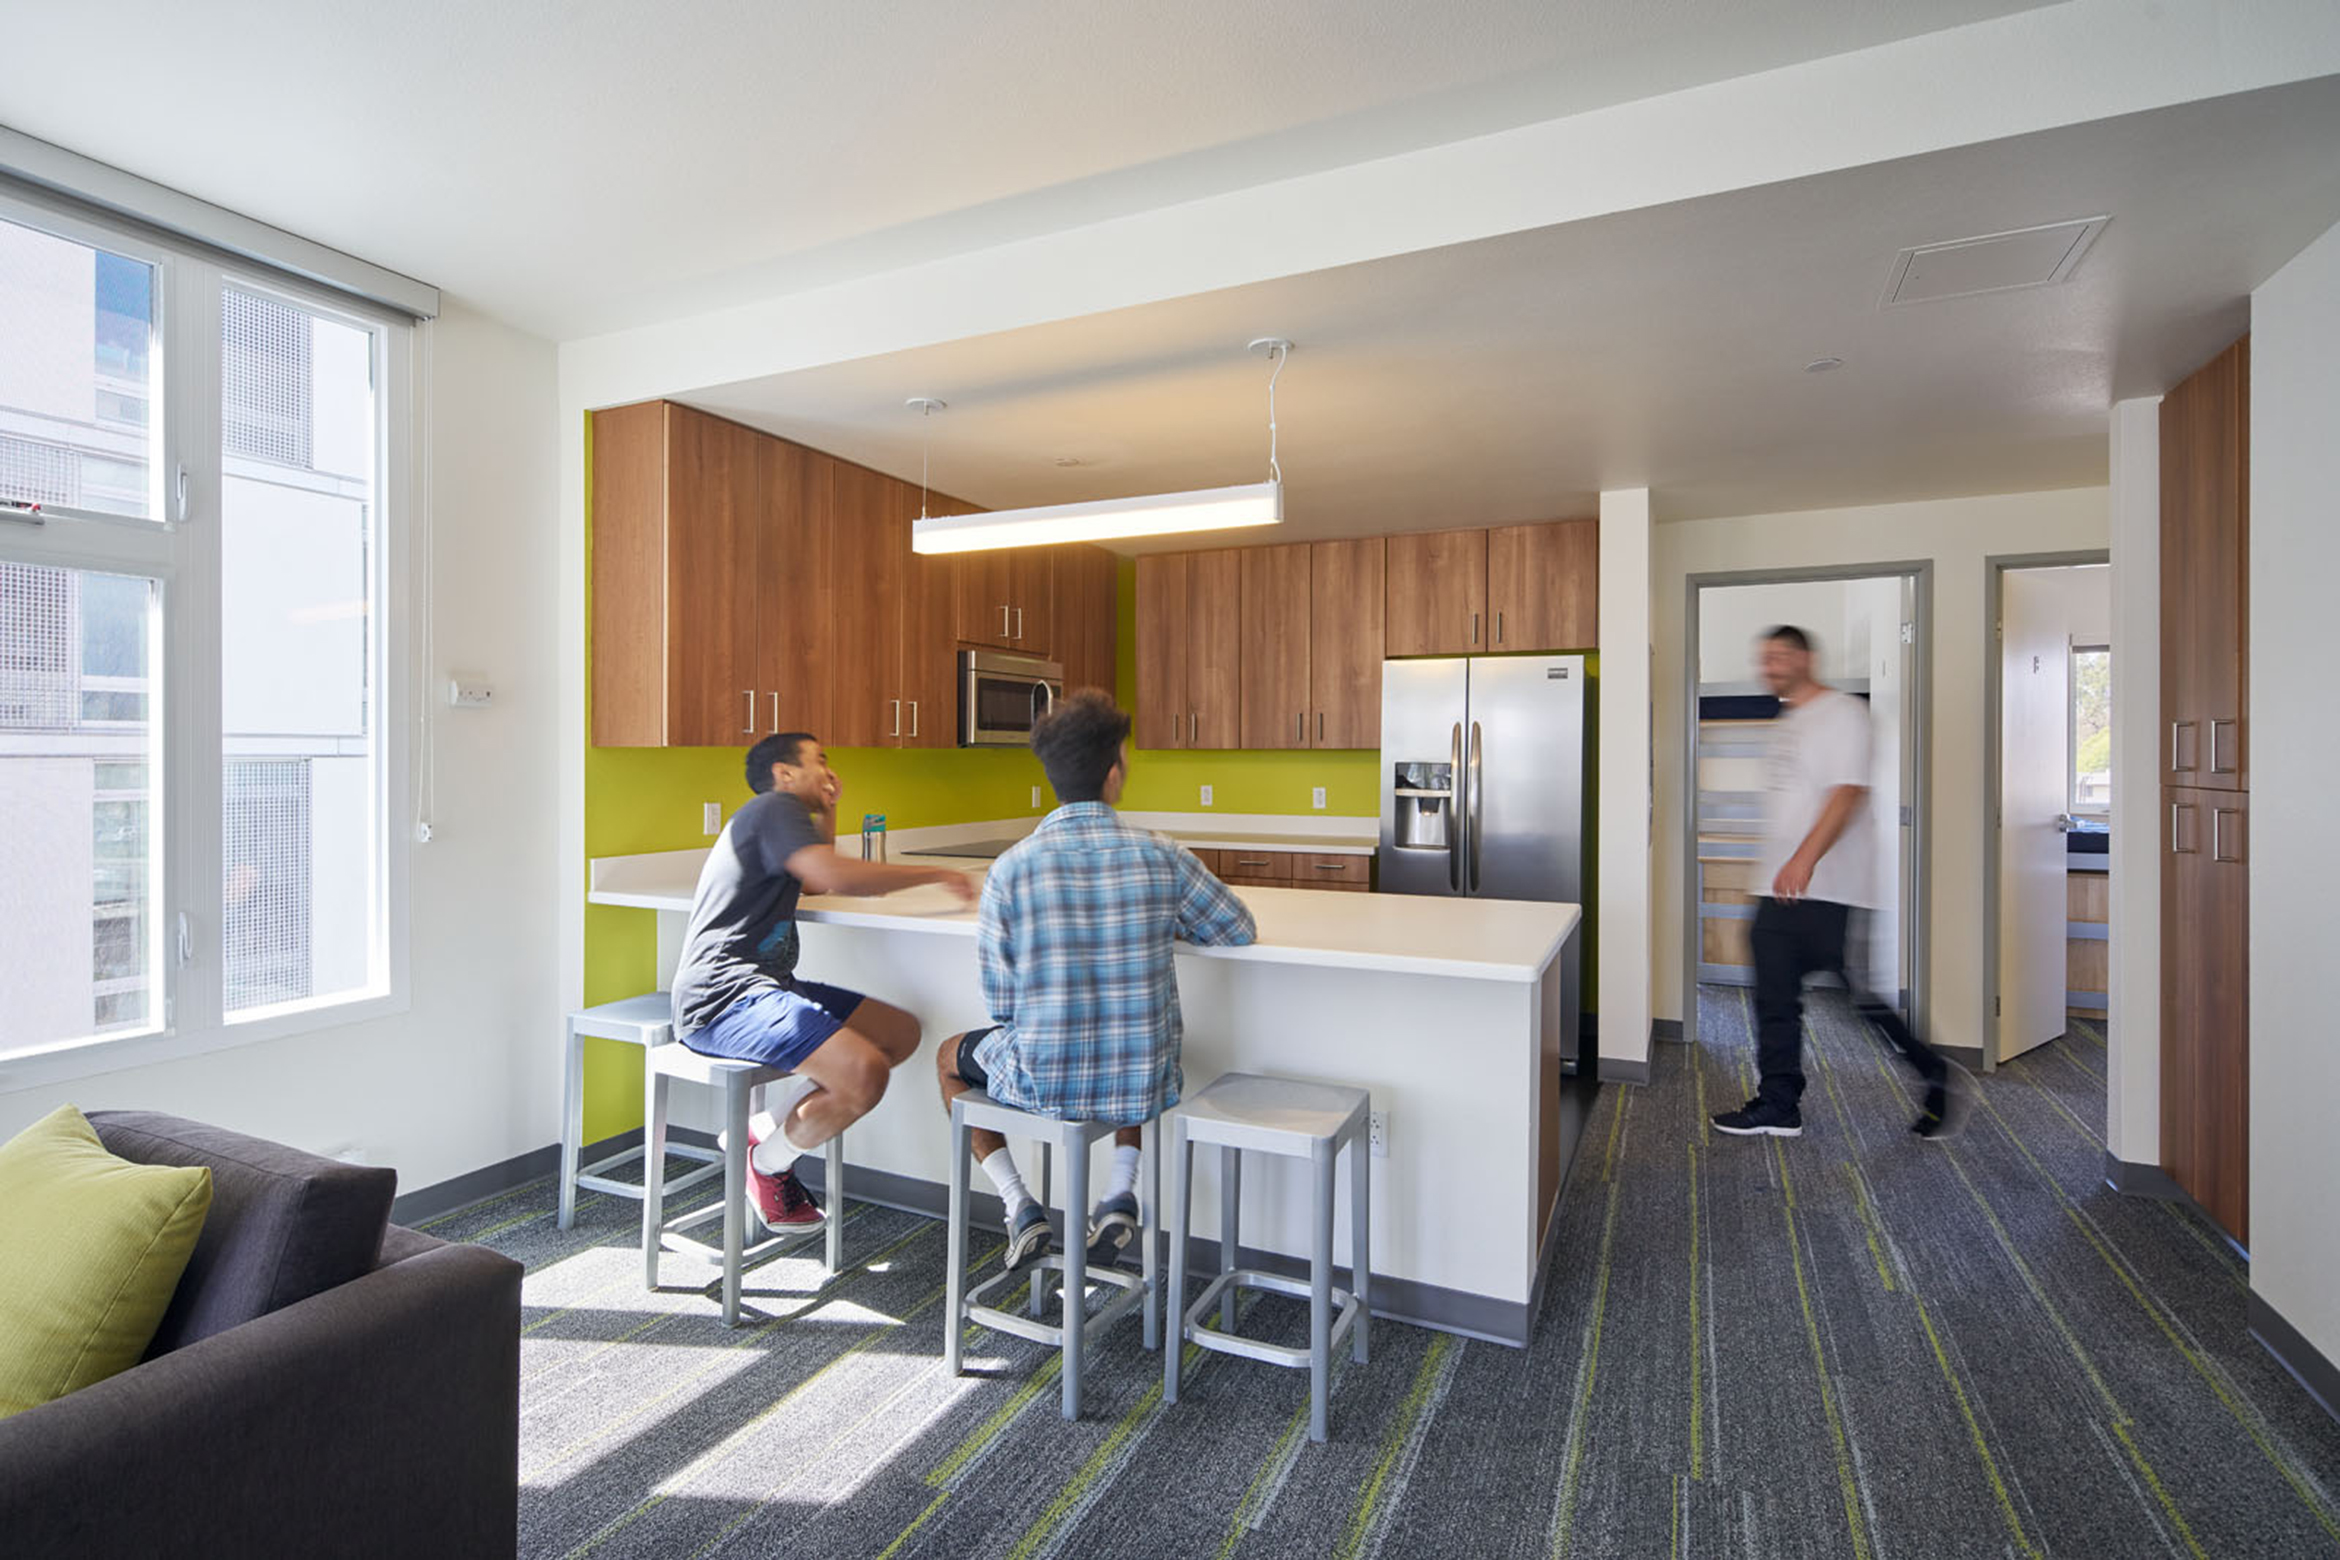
top-left (1312, 786), bottom-right (1327, 809)
top-left (1369, 1111), bottom-right (1389, 1159)
top-left (703, 802), bottom-right (721, 835)
top-left (448, 676), bottom-right (492, 708)
top-left (1200, 784), bottom-right (1213, 807)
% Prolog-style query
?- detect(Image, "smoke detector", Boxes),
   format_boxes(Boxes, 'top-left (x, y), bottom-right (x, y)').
top-left (1881, 217), bottom-right (2108, 307)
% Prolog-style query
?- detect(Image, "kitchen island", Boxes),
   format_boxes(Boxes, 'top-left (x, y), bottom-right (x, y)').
top-left (587, 834), bottom-right (1588, 1344)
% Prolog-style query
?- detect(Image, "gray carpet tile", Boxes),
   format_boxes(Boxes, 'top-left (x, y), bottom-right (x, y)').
top-left (433, 998), bottom-right (2340, 1558)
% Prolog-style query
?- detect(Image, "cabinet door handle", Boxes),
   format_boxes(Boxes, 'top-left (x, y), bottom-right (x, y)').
top-left (908, 700), bottom-right (920, 738)
top-left (1014, 606), bottom-right (1024, 641)
top-left (1297, 711), bottom-right (1304, 744)
top-left (2213, 807), bottom-right (2245, 863)
top-left (1317, 711), bottom-right (1324, 743)
top-left (1235, 858), bottom-right (1271, 868)
top-left (2170, 720), bottom-right (2197, 773)
top-left (2210, 718), bottom-right (2238, 775)
top-left (768, 691), bottom-right (779, 733)
top-left (2170, 802), bottom-right (2199, 854)
top-left (1190, 711), bottom-right (1198, 745)
top-left (890, 698), bottom-right (902, 738)
top-left (1312, 861), bottom-right (1348, 872)
top-left (1471, 612), bottom-right (1480, 646)
top-left (1000, 604), bottom-right (1010, 638)
top-left (1497, 610), bottom-right (1504, 645)
top-left (743, 690), bottom-right (756, 734)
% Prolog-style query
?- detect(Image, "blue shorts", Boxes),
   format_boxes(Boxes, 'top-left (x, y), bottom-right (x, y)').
top-left (686, 980), bottom-right (865, 1072)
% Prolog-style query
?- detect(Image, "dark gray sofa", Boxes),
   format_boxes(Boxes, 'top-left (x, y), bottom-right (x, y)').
top-left (0, 1112), bottom-right (523, 1560)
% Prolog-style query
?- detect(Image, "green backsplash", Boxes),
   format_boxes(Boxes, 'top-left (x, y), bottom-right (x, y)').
top-left (582, 439), bottom-right (1597, 1137)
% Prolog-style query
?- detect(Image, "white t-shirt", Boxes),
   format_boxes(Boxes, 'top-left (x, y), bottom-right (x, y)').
top-left (1756, 688), bottom-right (1875, 908)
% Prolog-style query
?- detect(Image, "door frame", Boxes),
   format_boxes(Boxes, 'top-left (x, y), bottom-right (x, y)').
top-left (1982, 549), bottom-right (2111, 1071)
top-left (1681, 561), bottom-right (1934, 1053)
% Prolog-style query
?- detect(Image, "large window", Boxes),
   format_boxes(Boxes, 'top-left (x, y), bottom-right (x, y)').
top-left (2071, 645), bottom-right (2110, 815)
top-left (0, 190), bottom-right (407, 1069)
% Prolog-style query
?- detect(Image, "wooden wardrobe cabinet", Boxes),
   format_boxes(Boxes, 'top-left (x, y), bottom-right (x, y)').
top-left (1135, 550), bottom-right (1241, 748)
top-left (2158, 333), bottom-right (2250, 1243)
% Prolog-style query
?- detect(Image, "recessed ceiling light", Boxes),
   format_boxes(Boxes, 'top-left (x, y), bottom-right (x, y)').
top-left (1053, 456), bottom-right (1088, 468)
top-left (1804, 356), bottom-right (1845, 373)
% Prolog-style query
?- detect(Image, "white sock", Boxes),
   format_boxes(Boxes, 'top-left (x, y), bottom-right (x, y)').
top-left (981, 1147), bottom-right (1033, 1219)
top-left (748, 1074), bottom-right (821, 1175)
top-left (1104, 1145), bottom-right (1141, 1206)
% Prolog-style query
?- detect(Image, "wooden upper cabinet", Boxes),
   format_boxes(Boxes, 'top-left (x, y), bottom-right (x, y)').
top-left (1309, 537), bottom-right (1384, 748)
top-left (1188, 549), bottom-right (1243, 748)
top-left (1134, 554), bottom-right (1189, 749)
top-left (756, 437), bottom-right (834, 742)
top-left (1488, 518), bottom-right (1598, 651)
top-left (900, 498), bottom-right (959, 749)
top-left (1052, 545), bottom-right (1119, 699)
top-left (827, 459), bottom-right (908, 748)
top-left (591, 402), bottom-right (762, 747)
top-left (2160, 336), bottom-right (2248, 791)
top-left (1385, 529), bottom-right (1489, 656)
top-left (952, 531), bottom-right (1055, 655)
top-left (1239, 543), bottom-right (1312, 749)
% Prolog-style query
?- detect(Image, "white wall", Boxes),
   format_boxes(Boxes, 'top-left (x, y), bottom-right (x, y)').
top-left (1653, 487), bottom-right (2110, 1045)
top-left (1598, 488), bottom-right (1653, 1072)
top-left (0, 301), bottom-right (564, 1195)
top-left (2249, 217), bottom-right (2340, 1367)
top-left (2107, 399), bottom-right (2160, 1164)
top-left (1696, 579), bottom-right (1872, 686)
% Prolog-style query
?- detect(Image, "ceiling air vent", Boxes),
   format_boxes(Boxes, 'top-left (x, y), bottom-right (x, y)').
top-left (1881, 217), bottom-right (2107, 307)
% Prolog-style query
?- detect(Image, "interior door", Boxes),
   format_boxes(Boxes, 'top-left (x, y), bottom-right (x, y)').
top-left (1998, 569), bottom-right (2069, 1061)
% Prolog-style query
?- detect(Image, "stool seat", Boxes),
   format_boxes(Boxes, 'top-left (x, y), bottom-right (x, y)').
top-left (943, 1090), bottom-right (1160, 1421)
top-left (1165, 1071), bottom-right (1372, 1443)
top-left (557, 992), bottom-right (719, 1230)
top-left (642, 1042), bottom-right (845, 1325)
top-left (1175, 1074), bottom-right (1370, 1150)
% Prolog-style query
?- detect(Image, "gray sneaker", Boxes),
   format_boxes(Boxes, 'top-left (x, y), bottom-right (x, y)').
top-left (1085, 1191), bottom-right (1140, 1266)
top-left (1003, 1201), bottom-right (1053, 1271)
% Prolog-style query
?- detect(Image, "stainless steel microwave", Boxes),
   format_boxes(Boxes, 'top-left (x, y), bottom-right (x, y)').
top-left (960, 650), bottom-right (1063, 747)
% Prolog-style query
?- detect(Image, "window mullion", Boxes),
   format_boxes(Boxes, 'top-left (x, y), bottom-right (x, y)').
top-left (164, 256), bottom-right (224, 1035)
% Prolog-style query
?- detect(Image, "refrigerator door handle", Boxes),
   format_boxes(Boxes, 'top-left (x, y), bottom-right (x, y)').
top-left (1467, 720), bottom-right (1484, 893)
top-left (1447, 721), bottom-right (1464, 892)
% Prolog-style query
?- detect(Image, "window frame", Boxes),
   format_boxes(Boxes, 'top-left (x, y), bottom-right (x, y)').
top-left (0, 178), bottom-right (413, 1091)
top-left (2068, 641), bottom-right (2110, 819)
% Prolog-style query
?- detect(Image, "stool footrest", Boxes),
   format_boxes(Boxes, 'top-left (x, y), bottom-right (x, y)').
top-left (963, 1259), bottom-right (1149, 1353)
top-left (1181, 1269), bottom-right (1360, 1370)
top-left (659, 1203), bottom-right (833, 1269)
top-left (580, 1156), bottom-right (722, 1203)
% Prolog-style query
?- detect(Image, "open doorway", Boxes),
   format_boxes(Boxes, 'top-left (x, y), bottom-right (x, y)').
top-left (1682, 565), bottom-right (1929, 1051)
top-left (1986, 555), bottom-right (2112, 1080)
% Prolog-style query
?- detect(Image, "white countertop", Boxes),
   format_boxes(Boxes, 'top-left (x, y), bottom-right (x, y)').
top-left (588, 847), bottom-right (1577, 983)
top-left (1162, 830), bottom-right (1375, 855)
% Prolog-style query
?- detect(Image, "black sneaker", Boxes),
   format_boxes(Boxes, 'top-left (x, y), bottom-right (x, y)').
top-left (1003, 1201), bottom-right (1053, 1270)
top-left (1711, 1099), bottom-right (1803, 1137)
top-left (1085, 1191), bottom-right (1140, 1267)
top-left (1913, 1064), bottom-right (1970, 1141)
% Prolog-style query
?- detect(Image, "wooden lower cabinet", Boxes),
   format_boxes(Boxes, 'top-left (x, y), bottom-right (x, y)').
top-left (2162, 785), bottom-right (2248, 1242)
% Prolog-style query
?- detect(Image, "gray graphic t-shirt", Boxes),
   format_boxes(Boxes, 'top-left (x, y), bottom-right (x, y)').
top-left (672, 791), bottom-right (824, 1038)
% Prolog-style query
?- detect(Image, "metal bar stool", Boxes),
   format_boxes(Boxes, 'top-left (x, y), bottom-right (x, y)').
top-left (943, 1090), bottom-right (1160, 1421)
top-left (642, 1043), bottom-right (844, 1326)
top-left (558, 992), bottom-right (721, 1228)
top-left (1164, 1072), bottom-right (1371, 1443)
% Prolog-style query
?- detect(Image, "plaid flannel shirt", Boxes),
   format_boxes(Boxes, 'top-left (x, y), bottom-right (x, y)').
top-left (969, 803), bottom-right (1257, 1124)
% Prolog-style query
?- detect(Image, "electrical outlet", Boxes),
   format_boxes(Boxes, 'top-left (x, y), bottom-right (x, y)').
top-left (1200, 784), bottom-right (1213, 807)
top-left (1312, 786), bottom-right (1327, 809)
top-left (1031, 785), bottom-right (1041, 808)
top-left (1369, 1110), bottom-right (1389, 1159)
top-left (448, 676), bottom-right (493, 708)
top-left (703, 802), bottom-right (722, 835)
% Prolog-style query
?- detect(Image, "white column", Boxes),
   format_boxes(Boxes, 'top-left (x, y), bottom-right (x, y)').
top-left (2106, 398), bottom-right (2160, 1165)
top-left (1598, 488), bottom-right (1653, 1076)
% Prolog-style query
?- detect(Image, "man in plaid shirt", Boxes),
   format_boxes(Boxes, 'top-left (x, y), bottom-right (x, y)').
top-left (935, 689), bottom-right (1256, 1270)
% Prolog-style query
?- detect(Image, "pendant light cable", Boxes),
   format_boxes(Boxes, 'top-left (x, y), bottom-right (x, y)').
top-left (1264, 340), bottom-right (1286, 485)
top-left (906, 396), bottom-right (945, 520)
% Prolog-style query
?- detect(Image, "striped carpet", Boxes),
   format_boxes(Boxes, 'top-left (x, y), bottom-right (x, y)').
top-left (428, 991), bottom-right (2340, 1558)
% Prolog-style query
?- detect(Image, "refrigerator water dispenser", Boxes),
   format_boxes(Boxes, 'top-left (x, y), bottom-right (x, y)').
top-left (1390, 761), bottom-right (1453, 849)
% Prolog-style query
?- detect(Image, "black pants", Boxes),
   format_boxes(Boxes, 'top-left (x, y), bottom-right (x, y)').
top-left (1751, 897), bottom-right (1945, 1110)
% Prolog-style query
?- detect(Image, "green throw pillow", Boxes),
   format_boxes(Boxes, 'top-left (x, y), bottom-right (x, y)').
top-left (0, 1104), bottom-right (212, 1419)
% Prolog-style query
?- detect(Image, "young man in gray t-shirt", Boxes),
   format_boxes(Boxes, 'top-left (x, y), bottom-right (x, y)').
top-left (1710, 626), bottom-right (1958, 1141)
top-left (673, 732), bottom-right (973, 1227)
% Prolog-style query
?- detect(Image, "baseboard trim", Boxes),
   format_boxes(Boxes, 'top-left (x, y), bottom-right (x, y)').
top-left (2102, 1153), bottom-right (2187, 1202)
top-left (389, 1126), bottom-right (717, 1227)
top-left (1598, 1057), bottom-right (1651, 1085)
top-left (794, 1158), bottom-right (1536, 1347)
top-left (1939, 1043), bottom-right (1984, 1070)
top-left (2248, 1292), bottom-right (2340, 1426)
top-left (1651, 1019), bottom-right (1685, 1043)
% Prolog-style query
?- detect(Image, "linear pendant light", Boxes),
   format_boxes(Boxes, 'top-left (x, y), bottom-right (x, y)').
top-left (909, 337), bottom-right (1293, 555)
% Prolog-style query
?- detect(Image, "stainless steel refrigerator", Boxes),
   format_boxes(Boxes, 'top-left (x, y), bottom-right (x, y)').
top-left (1378, 654), bottom-right (1587, 904)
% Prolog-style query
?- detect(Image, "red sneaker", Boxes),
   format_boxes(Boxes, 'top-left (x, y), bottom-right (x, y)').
top-left (745, 1126), bottom-right (823, 1230)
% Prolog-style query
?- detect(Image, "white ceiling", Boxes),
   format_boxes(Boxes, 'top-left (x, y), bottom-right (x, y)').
top-left (1, 0), bottom-right (2050, 339)
top-left (682, 78), bottom-right (2340, 533)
